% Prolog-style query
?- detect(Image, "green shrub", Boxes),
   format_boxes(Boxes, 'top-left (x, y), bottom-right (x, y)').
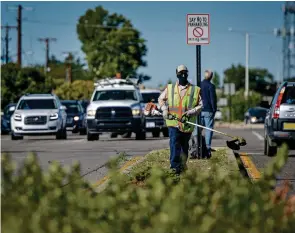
top-left (2, 145), bottom-right (295, 233)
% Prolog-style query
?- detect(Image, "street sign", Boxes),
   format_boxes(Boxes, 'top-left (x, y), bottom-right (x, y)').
top-left (224, 83), bottom-right (236, 95)
top-left (187, 14), bottom-right (210, 45)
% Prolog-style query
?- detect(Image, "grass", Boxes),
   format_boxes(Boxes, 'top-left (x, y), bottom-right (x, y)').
top-left (126, 147), bottom-right (238, 186)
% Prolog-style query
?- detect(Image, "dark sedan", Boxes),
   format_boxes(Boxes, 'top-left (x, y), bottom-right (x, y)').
top-left (1, 103), bottom-right (16, 134)
top-left (60, 100), bottom-right (86, 135)
top-left (244, 107), bottom-right (268, 124)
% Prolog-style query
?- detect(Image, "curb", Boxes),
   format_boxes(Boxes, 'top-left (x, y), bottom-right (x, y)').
top-left (226, 148), bottom-right (240, 173)
top-left (237, 152), bottom-right (261, 182)
top-left (94, 156), bottom-right (146, 193)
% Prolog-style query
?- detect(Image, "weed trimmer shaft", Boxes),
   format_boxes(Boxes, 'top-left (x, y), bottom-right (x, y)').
top-left (144, 102), bottom-right (247, 151)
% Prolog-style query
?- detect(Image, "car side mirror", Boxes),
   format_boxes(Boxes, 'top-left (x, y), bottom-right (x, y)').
top-left (9, 106), bottom-right (16, 112)
top-left (60, 105), bottom-right (67, 111)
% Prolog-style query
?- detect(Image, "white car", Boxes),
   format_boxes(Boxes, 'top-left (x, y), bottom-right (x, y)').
top-left (10, 94), bottom-right (67, 140)
top-left (86, 78), bottom-right (146, 141)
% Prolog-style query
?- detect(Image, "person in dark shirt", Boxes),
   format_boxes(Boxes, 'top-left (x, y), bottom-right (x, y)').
top-left (192, 70), bottom-right (217, 157)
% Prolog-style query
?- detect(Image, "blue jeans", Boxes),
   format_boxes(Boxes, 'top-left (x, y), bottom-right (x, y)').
top-left (168, 127), bottom-right (191, 173)
top-left (192, 111), bottom-right (215, 150)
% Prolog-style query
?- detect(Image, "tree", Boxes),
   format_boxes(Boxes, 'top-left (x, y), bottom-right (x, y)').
top-left (53, 80), bottom-right (94, 100)
top-left (223, 64), bottom-right (277, 96)
top-left (76, 6), bottom-right (147, 79)
top-left (213, 71), bottom-right (220, 88)
top-left (1, 63), bottom-right (51, 107)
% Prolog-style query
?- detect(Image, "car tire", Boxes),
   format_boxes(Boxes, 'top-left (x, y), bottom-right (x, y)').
top-left (136, 131), bottom-right (146, 140)
top-left (110, 133), bottom-right (118, 138)
top-left (162, 128), bottom-right (169, 137)
top-left (265, 138), bottom-right (277, 157)
top-left (122, 132), bottom-right (132, 138)
top-left (11, 131), bottom-right (23, 140)
top-left (152, 130), bottom-right (160, 138)
top-left (79, 128), bottom-right (87, 135)
top-left (87, 130), bottom-right (99, 141)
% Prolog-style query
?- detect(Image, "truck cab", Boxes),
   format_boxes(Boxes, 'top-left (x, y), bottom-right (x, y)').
top-left (140, 89), bottom-right (169, 137)
top-left (86, 78), bottom-right (146, 141)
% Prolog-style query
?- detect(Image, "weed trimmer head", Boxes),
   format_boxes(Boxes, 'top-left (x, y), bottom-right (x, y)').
top-left (226, 137), bottom-right (247, 151)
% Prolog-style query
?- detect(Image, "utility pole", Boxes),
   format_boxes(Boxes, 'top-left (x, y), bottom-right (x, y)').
top-left (245, 33), bottom-right (250, 109)
top-left (1, 24), bottom-right (17, 63)
top-left (17, 5), bottom-right (22, 67)
top-left (62, 51), bottom-right (78, 83)
top-left (38, 37), bottom-right (57, 74)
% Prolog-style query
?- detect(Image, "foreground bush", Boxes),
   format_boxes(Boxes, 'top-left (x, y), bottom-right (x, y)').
top-left (2, 145), bottom-right (295, 233)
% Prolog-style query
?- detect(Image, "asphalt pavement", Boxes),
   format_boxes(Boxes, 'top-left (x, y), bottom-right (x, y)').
top-left (1, 127), bottom-right (294, 192)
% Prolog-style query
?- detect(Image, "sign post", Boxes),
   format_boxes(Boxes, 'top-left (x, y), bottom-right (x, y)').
top-left (187, 13), bottom-right (210, 158)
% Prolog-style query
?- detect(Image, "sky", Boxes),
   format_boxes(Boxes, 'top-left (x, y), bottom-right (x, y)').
top-left (1, 1), bottom-right (284, 88)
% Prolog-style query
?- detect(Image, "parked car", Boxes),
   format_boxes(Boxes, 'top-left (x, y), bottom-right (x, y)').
top-left (60, 100), bottom-right (87, 135)
top-left (10, 93), bottom-right (67, 140)
top-left (1, 103), bottom-right (16, 134)
top-left (244, 107), bottom-right (268, 124)
top-left (264, 81), bottom-right (295, 156)
top-left (140, 89), bottom-right (169, 137)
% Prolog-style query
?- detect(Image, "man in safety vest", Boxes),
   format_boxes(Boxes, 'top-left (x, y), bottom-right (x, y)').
top-left (158, 65), bottom-right (203, 174)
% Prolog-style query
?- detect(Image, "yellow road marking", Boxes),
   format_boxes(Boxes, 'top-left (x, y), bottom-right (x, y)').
top-left (93, 156), bottom-right (142, 188)
top-left (239, 152), bottom-right (261, 181)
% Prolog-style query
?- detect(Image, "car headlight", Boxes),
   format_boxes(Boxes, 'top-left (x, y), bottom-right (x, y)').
top-left (74, 116), bottom-right (80, 121)
top-left (14, 114), bottom-right (22, 121)
top-left (251, 116), bottom-right (257, 122)
top-left (132, 108), bottom-right (141, 116)
top-left (50, 113), bottom-right (58, 121)
top-left (87, 110), bottom-right (96, 117)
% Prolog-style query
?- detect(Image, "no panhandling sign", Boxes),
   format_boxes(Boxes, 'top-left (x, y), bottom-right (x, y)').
top-left (187, 14), bottom-right (210, 45)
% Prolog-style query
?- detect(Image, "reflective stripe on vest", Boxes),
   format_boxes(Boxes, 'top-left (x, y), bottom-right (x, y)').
top-left (166, 83), bottom-right (200, 133)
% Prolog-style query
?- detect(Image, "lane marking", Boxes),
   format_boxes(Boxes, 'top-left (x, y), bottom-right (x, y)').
top-left (239, 152), bottom-right (261, 181)
top-left (252, 131), bottom-right (264, 141)
top-left (93, 156), bottom-right (143, 188)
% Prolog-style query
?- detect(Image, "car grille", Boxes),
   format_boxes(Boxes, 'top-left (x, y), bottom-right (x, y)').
top-left (24, 116), bottom-right (47, 125)
top-left (96, 107), bottom-right (132, 119)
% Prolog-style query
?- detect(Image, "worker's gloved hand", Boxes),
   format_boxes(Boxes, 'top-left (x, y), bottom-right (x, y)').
top-left (183, 109), bottom-right (195, 117)
top-left (162, 109), bottom-right (169, 119)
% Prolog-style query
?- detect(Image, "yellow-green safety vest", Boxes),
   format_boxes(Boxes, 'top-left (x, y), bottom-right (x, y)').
top-left (166, 83), bottom-right (200, 133)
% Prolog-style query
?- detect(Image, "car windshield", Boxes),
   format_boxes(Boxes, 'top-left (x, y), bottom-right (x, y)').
top-left (62, 102), bottom-right (83, 114)
top-left (17, 99), bottom-right (57, 110)
top-left (93, 90), bottom-right (137, 101)
top-left (249, 108), bottom-right (267, 117)
top-left (282, 86), bottom-right (295, 104)
top-left (141, 92), bottom-right (160, 103)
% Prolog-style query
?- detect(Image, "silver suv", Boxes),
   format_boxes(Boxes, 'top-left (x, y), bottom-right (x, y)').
top-left (264, 81), bottom-right (295, 156)
top-left (10, 94), bottom-right (67, 140)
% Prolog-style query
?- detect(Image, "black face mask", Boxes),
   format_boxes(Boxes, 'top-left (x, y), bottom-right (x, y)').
top-left (177, 73), bottom-right (188, 86)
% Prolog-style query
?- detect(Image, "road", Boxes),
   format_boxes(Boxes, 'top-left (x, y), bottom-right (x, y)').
top-left (1, 127), bottom-right (295, 192)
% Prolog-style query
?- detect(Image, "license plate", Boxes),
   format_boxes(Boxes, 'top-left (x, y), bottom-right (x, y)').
top-left (283, 123), bottom-right (295, 130)
top-left (146, 122), bottom-right (155, 128)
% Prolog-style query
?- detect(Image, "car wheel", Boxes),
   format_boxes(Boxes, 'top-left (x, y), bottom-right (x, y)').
top-left (265, 138), bottom-right (277, 157)
top-left (11, 131), bottom-right (23, 140)
top-left (136, 131), bottom-right (146, 140)
top-left (122, 132), bottom-right (132, 138)
top-left (79, 128), bottom-right (87, 135)
top-left (87, 130), bottom-right (99, 141)
top-left (62, 127), bottom-right (67, 139)
top-left (162, 128), bottom-right (169, 137)
top-left (152, 130), bottom-right (160, 138)
top-left (110, 133), bottom-right (118, 138)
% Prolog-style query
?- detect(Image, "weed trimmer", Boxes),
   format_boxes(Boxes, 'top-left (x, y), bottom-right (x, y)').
top-left (144, 103), bottom-right (247, 151)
